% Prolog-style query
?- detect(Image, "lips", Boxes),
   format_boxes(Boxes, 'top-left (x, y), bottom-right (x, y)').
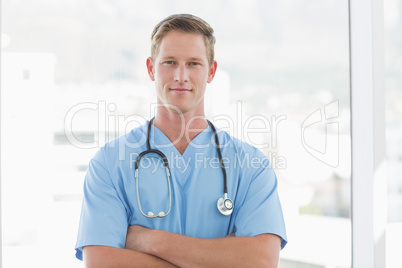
top-left (170, 88), bottom-right (191, 92)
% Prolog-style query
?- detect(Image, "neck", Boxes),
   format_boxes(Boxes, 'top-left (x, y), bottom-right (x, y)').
top-left (152, 107), bottom-right (208, 155)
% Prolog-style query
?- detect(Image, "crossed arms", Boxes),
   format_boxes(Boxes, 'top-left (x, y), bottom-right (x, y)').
top-left (83, 225), bottom-right (281, 268)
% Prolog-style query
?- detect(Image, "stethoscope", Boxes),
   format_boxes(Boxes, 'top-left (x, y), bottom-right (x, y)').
top-left (134, 117), bottom-right (234, 218)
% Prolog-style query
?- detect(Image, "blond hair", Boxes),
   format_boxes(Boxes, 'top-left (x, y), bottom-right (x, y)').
top-left (150, 14), bottom-right (216, 66)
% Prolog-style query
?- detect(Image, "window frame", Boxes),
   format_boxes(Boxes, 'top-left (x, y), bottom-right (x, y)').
top-left (0, 0), bottom-right (3, 266)
top-left (349, 0), bottom-right (387, 266)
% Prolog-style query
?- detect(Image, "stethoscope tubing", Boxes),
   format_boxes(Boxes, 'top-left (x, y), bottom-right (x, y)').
top-left (207, 120), bottom-right (228, 195)
top-left (134, 117), bottom-right (232, 218)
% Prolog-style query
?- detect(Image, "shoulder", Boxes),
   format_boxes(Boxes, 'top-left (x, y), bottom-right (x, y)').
top-left (105, 122), bottom-right (148, 151)
top-left (91, 122), bottom-right (149, 169)
top-left (214, 127), bottom-right (273, 186)
top-left (217, 128), bottom-right (270, 166)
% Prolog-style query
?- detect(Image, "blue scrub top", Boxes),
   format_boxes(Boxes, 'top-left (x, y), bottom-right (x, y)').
top-left (75, 121), bottom-right (287, 260)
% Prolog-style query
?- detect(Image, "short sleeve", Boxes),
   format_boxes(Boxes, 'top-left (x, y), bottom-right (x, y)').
top-left (234, 155), bottom-right (288, 249)
top-left (75, 148), bottom-right (128, 260)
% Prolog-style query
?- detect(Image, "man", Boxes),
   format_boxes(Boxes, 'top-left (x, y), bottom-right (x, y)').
top-left (75, 14), bottom-right (287, 267)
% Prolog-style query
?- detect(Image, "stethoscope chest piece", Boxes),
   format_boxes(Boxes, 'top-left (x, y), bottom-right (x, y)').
top-left (217, 193), bottom-right (234, 216)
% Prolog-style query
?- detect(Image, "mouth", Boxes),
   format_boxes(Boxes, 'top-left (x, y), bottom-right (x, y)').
top-left (170, 88), bottom-right (192, 92)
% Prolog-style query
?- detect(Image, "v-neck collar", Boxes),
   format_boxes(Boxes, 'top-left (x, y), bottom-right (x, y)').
top-left (138, 120), bottom-right (216, 187)
top-left (149, 122), bottom-right (213, 157)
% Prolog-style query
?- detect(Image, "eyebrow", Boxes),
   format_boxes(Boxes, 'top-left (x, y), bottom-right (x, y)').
top-left (161, 56), bottom-right (176, 60)
top-left (160, 56), bottom-right (204, 62)
top-left (189, 57), bottom-right (203, 62)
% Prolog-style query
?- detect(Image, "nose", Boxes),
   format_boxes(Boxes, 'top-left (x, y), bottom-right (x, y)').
top-left (174, 64), bottom-right (189, 83)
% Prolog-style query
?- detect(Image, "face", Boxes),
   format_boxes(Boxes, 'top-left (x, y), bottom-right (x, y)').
top-left (147, 31), bottom-right (217, 115)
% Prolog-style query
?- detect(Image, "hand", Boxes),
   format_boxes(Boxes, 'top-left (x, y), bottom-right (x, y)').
top-left (125, 225), bottom-right (155, 254)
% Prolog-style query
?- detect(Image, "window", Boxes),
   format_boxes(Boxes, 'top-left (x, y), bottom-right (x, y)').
top-left (22, 69), bottom-right (30, 80)
top-left (3, 0), bottom-right (384, 267)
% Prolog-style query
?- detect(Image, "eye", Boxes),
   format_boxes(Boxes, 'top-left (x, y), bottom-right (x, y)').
top-left (189, 62), bottom-right (201, 66)
top-left (164, 61), bottom-right (175, 65)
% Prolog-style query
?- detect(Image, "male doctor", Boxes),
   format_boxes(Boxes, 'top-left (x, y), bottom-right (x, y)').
top-left (75, 14), bottom-right (287, 267)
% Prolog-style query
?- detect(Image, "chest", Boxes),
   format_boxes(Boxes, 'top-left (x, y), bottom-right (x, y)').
top-left (118, 153), bottom-right (238, 238)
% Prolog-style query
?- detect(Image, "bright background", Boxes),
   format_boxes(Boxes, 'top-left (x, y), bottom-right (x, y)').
top-left (1, 0), bottom-right (401, 267)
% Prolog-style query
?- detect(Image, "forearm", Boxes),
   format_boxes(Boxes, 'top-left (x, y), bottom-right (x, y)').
top-left (83, 245), bottom-right (178, 268)
top-left (127, 229), bottom-right (280, 268)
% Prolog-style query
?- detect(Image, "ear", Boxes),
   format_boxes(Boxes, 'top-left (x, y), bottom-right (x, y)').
top-left (146, 57), bottom-right (155, 81)
top-left (207, 60), bottom-right (218, 83)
